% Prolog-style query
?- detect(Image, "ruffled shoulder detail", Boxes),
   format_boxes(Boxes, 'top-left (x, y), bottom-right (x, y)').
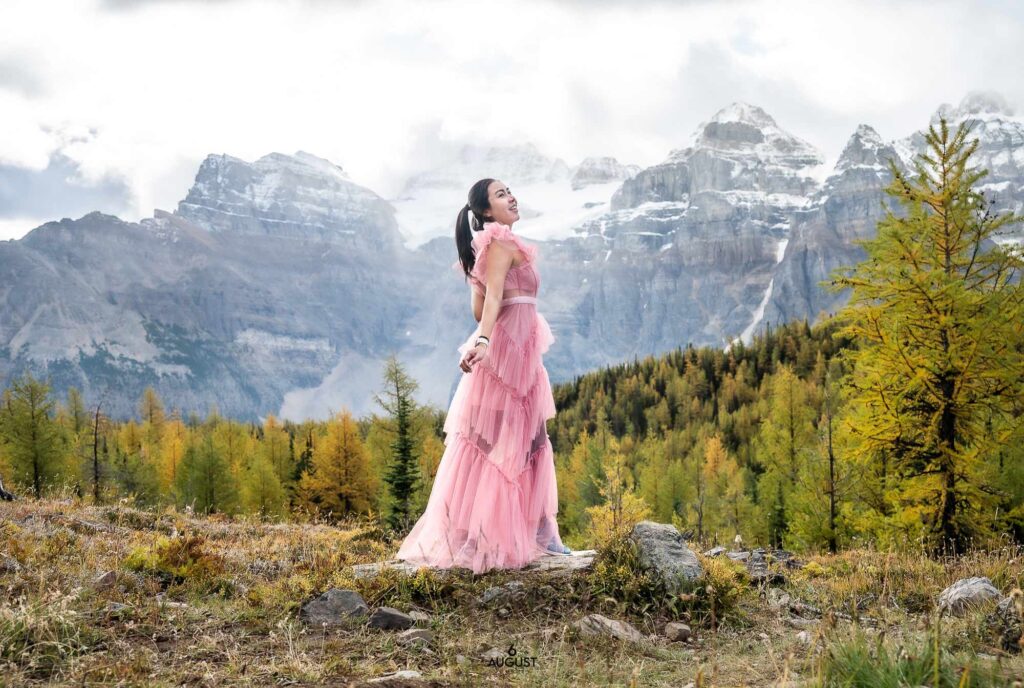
top-left (468, 222), bottom-right (537, 292)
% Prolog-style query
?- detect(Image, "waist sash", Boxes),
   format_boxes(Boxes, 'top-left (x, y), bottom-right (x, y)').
top-left (500, 295), bottom-right (538, 307)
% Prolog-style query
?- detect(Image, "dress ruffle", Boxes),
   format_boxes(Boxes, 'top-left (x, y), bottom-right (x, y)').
top-left (395, 430), bottom-right (562, 574)
top-left (468, 222), bottom-right (538, 294)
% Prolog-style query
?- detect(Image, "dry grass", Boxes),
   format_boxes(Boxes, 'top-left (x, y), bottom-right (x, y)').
top-left (0, 499), bottom-right (1021, 686)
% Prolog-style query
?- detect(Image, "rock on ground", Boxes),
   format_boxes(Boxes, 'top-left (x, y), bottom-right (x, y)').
top-left (629, 521), bottom-right (702, 594)
top-left (396, 628), bottom-right (433, 647)
top-left (351, 549), bottom-right (597, 579)
top-left (367, 606), bottom-right (415, 630)
top-left (479, 580), bottom-right (526, 606)
top-left (299, 588), bottom-right (369, 626)
top-left (574, 613), bottom-right (646, 643)
top-left (938, 577), bottom-right (1001, 615)
top-left (664, 622), bottom-right (692, 642)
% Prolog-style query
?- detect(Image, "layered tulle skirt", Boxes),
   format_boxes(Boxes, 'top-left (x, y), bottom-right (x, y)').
top-left (396, 300), bottom-right (566, 574)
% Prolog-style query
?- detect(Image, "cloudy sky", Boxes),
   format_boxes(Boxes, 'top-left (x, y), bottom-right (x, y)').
top-left (1, 0), bottom-right (1021, 241)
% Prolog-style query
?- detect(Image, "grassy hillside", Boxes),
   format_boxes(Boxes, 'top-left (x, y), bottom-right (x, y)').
top-left (1, 499), bottom-right (1021, 686)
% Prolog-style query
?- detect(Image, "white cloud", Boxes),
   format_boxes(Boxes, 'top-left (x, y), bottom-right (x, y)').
top-left (0, 0), bottom-right (1020, 239)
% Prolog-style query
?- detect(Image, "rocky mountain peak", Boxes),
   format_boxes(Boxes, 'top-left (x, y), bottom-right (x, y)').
top-left (932, 91), bottom-right (1016, 124)
top-left (666, 102), bottom-right (823, 168)
top-left (709, 101), bottom-right (778, 128)
top-left (255, 150), bottom-right (350, 181)
top-left (897, 90), bottom-right (1023, 187)
top-left (570, 156), bottom-right (640, 190)
top-left (175, 151), bottom-right (400, 247)
top-left (833, 124), bottom-right (897, 173)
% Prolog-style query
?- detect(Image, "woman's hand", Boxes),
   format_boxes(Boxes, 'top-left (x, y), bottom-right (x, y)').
top-left (459, 343), bottom-right (488, 372)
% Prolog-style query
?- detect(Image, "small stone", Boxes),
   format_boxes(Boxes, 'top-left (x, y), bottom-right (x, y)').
top-left (351, 560), bottom-right (421, 580)
top-left (455, 654), bottom-right (468, 665)
top-left (703, 546), bottom-right (726, 557)
top-left (480, 580), bottom-right (526, 606)
top-left (299, 588), bottom-right (369, 626)
top-left (409, 610), bottom-right (432, 624)
top-left (497, 607), bottom-right (510, 618)
top-left (574, 613), bottom-right (645, 643)
top-left (396, 628), bottom-right (433, 647)
top-left (664, 622), bottom-right (692, 642)
top-left (525, 549), bottom-right (598, 574)
top-left (726, 551), bottom-right (750, 562)
top-left (938, 577), bottom-right (1001, 615)
top-left (767, 589), bottom-right (791, 610)
top-left (795, 630), bottom-right (811, 645)
top-left (94, 570), bottom-right (117, 589)
top-left (367, 606), bottom-right (415, 630)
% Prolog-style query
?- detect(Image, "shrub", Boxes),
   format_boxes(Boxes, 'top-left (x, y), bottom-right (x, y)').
top-left (588, 535), bottom-right (749, 625)
top-left (122, 533), bottom-right (226, 590)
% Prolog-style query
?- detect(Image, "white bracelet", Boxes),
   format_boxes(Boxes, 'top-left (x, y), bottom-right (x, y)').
top-left (475, 336), bottom-right (490, 347)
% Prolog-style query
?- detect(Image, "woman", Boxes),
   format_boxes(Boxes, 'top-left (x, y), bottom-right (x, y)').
top-left (395, 178), bottom-right (570, 574)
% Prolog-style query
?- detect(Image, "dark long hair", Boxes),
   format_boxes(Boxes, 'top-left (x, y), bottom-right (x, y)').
top-left (455, 178), bottom-right (495, 279)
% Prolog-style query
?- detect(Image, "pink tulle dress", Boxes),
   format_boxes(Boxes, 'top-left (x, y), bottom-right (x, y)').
top-left (396, 221), bottom-right (567, 574)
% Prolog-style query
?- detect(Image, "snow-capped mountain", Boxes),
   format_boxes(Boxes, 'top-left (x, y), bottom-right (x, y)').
top-left (897, 91), bottom-right (1024, 244)
top-left (178, 151), bottom-right (402, 248)
top-left (762, 91), bottom-right (1022, 334)
top-left (1, 93), bottom-right (1021, 421)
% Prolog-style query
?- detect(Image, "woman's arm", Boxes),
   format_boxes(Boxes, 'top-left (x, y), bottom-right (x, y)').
top-left (472, 288), bottom-right (483, 323)
top-left (460, 242), bottom-right (513, 371)
top-left (477, 242), bottom-right (514, 339)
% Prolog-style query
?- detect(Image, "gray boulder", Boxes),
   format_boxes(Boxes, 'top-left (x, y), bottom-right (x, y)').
top-left (574, 614), bottom-right (645, 643)
top-left (367, 606), bottom-right (415, 630)
top-left (628, 521), bottom-right (702, 594)
top-left (299, 588), bottom-right (369, 626)
top-left (664, 622), bottom-right (692, 642)
top-left (938, 577), bottom-right (1001, 615)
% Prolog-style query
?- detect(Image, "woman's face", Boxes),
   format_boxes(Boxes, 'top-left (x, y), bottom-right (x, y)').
top-left (484, 180), bottom-right (519, 226)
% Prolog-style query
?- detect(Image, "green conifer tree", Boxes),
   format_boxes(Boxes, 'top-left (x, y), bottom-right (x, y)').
top-left (0, 374), bottom-right (66, 498)
top-left (374, 355), bottom-right (420, 530)
top-left (828, 117), bottom-right (1024, 553)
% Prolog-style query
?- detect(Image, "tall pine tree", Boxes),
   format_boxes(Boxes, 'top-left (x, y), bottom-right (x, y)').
top-left (297, 409), bottom-right (373, 519)
top-left (0, 374), bottom-right (66, 498)
top-left (829, 117), bottom-right (1024, 553)
top-left (374, 356), bottom-right (420, 530)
